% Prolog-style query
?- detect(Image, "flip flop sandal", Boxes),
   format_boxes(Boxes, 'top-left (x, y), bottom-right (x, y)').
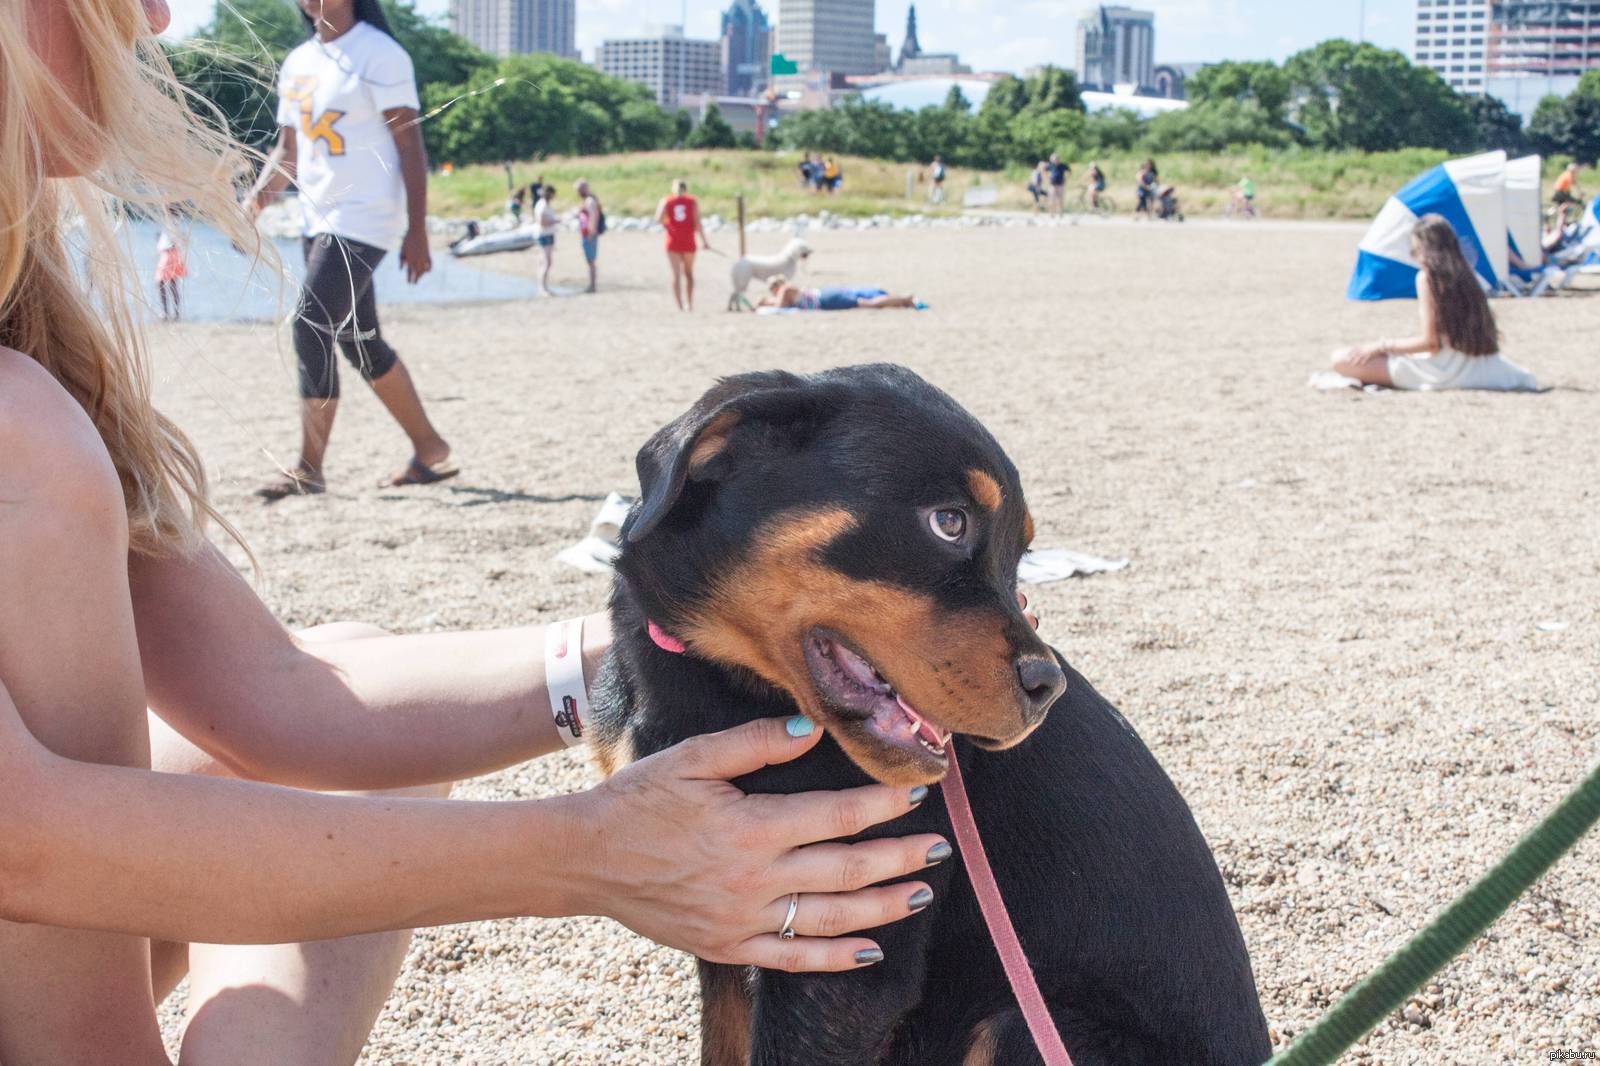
top-left (254, 472), bottom-right (325, 502)
top-left (387, 458), bottom-right (460, 487)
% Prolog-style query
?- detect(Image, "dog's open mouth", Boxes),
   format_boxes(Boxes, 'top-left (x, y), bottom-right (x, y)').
top-left (803, 627), bottom-right (951, 766)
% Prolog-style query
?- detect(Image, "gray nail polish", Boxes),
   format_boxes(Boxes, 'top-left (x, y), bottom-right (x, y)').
top-left (926, 841), bottom-right (952, 864)
top-left (854, 947), bottom-right (884, 965)
top-left (908, 888), bottom-right (934, 912)
top-left (908, 785), bottom-right (929, 805)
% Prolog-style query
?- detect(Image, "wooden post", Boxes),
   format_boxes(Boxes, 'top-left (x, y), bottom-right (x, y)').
top-left (737, 194), bottom-right (747, 257)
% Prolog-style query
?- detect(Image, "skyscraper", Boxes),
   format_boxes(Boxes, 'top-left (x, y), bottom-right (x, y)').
top-left (450, 0), bottom-right (576, 59)
top-left (721, 0), bottom-right (772, 95)
top-left (597, 26), bottom-right (723, 110)
top-left (775, 0), bottom-right (878, 76)
top-left (1412, 0), bottom-right (1489, 95)
top-left (1074, 5), bottom-right (1155, 92)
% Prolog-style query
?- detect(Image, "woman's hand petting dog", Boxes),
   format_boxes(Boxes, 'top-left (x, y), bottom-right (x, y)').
top-left (574, 716), bottom-right (948, 972)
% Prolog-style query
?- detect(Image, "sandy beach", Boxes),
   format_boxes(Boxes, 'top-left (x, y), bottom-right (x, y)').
top-left (149, 220), bottom-right (1600, 1064)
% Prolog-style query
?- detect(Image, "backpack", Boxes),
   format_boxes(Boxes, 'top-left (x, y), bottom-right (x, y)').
top-left (596, 205), bottom-right (607, 236)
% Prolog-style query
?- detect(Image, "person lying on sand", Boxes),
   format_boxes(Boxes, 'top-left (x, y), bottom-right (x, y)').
top-left (759, 278), bottom-right (919, 311)
top-left (0, 2), bottom-right (956, 1059)
top-left (1331, 215), bottom-right (1538, 392)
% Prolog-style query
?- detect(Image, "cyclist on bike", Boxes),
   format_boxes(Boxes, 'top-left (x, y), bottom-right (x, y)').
top-left (1552, 162), bottom-right (1584, 226)
top-left (1232, 175), bottom-right (1257, 218)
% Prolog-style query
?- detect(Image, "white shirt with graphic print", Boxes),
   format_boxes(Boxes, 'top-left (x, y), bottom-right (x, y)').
top-left (276, 22), bottom-right (419, 251)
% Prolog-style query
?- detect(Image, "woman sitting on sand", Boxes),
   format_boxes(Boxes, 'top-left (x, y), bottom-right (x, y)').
top-left (0, 2), bottom-right (948, 1059)
top-left (759, 277), bottom-right (919, 310)
top-left (1333, 215), bottom-right (1539, 391)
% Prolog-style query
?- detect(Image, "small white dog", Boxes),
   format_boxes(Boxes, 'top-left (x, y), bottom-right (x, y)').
top-left (728, 238), bottom-right (813, 310)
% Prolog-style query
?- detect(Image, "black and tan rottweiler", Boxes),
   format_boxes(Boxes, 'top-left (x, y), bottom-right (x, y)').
top-left (590, 365), bottom-right (1271, 1066)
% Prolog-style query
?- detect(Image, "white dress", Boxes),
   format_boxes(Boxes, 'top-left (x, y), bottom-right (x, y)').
top-left (1386, 347), bottom-right (1539, 392)
top-left (1386, 274), bottom-right (1539, 392)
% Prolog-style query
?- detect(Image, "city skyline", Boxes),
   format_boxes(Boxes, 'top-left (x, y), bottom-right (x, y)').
top-left (164, 0), bottom-right (1414, 72)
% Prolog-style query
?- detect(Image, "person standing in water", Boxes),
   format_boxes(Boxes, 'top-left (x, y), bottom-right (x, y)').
top-left (655, 178), bottom-right (711, 311)
top-left (250, 0), bottom-right (454, 500)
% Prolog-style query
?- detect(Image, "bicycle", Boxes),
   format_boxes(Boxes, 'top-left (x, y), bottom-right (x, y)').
top-left (1073, 187), bottom-right (1116, 217)
top-left (1223, 195), bottom-right (1258, 220)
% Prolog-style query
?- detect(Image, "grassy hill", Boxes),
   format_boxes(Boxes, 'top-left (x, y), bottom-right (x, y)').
top-left (425, 147), bottom-right (1519, 223)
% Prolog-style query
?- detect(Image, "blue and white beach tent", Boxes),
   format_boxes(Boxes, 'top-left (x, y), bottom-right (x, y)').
top-left (1348, 150), bottom-right (1509, 300)
top-left (1504, 154), bottom-right (1543, 271)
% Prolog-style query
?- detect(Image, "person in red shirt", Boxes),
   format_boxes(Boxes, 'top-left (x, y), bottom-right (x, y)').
top-left (654, 179), bottom-right (712, 310)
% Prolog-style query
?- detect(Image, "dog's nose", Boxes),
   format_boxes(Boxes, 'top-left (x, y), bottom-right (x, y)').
top-left (1015, 654), bottom-right (1067, 723)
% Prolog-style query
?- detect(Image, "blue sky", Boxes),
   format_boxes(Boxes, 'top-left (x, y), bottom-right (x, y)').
top-left (166, 1), bottom-right (1415, 72)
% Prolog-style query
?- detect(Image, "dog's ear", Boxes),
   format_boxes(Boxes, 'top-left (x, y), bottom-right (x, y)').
top-left (628, 372), bottom-right (817, 543)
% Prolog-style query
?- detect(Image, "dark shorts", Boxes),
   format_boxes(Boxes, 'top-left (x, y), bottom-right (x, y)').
top-left (537, 234), bottom-right (555, 248)
top-left (1554, 189), bottom-right (1577, 205)
top-left (293, 233), bottom-right (399, 401)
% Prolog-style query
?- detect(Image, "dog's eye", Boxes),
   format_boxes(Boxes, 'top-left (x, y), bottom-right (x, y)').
top-left (928, 508), bottom-right (967, 542)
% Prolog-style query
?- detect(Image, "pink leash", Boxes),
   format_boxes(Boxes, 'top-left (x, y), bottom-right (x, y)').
top-left (646, 620), bottom-right (1071, 1064)
top-left (941, 753), bottom-right (1075, 1066)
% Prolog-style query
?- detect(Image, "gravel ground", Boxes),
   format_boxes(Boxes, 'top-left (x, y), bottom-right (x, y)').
top-left (150, 220), bottom-right (1599, 1064)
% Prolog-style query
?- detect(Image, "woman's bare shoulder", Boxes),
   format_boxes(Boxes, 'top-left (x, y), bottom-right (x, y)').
top-left (0, 348), bottom-right (121, 504)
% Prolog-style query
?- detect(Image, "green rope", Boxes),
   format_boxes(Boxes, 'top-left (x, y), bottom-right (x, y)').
top-left (1266, 758), bottom-right (1600, 1066)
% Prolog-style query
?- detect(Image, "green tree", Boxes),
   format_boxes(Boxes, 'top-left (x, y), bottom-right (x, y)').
top-left (1006, 109), bottom-right (1086, 165)
top-left (1462, 94), bottom-right (1524, 153)
top-left (687, 103), bottom-right (739, 149)
top-left (1528, 90), bottom-right (1600, 164)
top-left (1286, 40), bottom-right (1471, 152)
top-left (978, 74), bottom-right (1028, 119)
top-left (167, 44), bottom-right (280, 150)
top-left (1142, 99), bottom-right (1293, 152)
top-left (942, 84), bottom-right (972, 114)
top-left (1187, 60), bottom-right (1290, 121)
top-left (1026, 65), bottom-right (1084, 113)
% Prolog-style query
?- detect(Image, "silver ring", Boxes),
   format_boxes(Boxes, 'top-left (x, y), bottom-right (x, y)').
top-left (779, 893), bottom-right (800, 940)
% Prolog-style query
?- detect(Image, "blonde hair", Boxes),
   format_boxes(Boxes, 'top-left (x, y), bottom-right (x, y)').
top-left (0, 1), bottom-right (260, 555)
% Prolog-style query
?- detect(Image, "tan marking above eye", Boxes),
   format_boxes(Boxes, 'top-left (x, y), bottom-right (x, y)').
top-left (966, 469), bottom-right (1003, 511)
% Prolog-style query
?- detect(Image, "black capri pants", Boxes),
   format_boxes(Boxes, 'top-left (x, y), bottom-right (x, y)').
top-left (294, 232), bottom-right (401, 400)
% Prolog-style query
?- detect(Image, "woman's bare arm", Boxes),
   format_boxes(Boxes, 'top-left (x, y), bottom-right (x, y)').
top-left (1358, 271), bottom-right (1441, 358)
top-left (385, 106), bottom-right (432, 283)
top-left (0, 693), bottom-right (584, 943)
top-left (130, 545), bottom-right (608, 791)
top-left (248, 126), bottom-right (296, 212)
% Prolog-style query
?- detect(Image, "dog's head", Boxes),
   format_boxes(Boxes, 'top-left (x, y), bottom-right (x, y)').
top-left (617, 365), bottom-right (1065, 786)
top-left (786, 238), bottom-right (813, 260)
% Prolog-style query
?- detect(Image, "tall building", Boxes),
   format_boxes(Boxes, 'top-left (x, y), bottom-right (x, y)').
top-left (893, 3), bottom-right (969, 75)
top-left (720, 0), bottom-right (772, 96)
top-left (449, 0), bottom-right (575, 58)
top-left (1415, 0), bottom-right (1600, 115)
top-left (1412, 0), bottom-right (1489, 94)
top-left (1074, 5), bottom-right (1156, 92)
top-left (597, 26), bottom-right (723, 110)
top-left (775, 0), bottom-right (879, 76)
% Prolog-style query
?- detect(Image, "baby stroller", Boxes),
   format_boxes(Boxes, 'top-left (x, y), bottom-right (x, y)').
top-left (1156, 184), bottom-right (1184, 222)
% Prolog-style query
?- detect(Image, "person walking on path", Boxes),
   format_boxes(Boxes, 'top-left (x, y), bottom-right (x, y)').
top-left (655, 178), bottom-right (712, 311)
top-left (929, 155), bottom-right (946, 204)
top-left (0, 2), bottom-right (956, 1061)
top-left (575, 178), bottom-right (603, 294)
top-left (1027, 160), bottom-right (1047, 212)
top-left (1047, 152), bottom-right (1070, 217)
top-left (250, 0), bottom-right (454, 500)
top-left (533, 182), bottom-right (559, 296)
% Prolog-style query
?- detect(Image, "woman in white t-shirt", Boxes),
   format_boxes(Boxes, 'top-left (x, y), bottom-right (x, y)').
top-left (250, 0), bottom-right (456, 500)
top-left (534, 184), bottom-right (558, 296)
top-left (1333, 215), bottom-right (1538, 392)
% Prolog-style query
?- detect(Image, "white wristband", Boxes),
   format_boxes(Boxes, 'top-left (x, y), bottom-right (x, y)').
top-left (544, 617), bottom-right (590, 747)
